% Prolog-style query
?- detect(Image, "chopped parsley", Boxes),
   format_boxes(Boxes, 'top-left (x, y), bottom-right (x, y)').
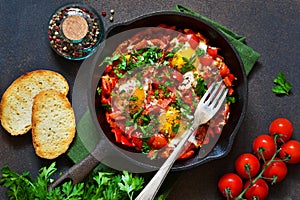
top-left (100, 54), bottom-right (121, 65)
top-left (129, 96), bottom-right (138, 101)
top-left (227, 96), bottom-right (236, 104)
top-left (195, 47), bottom-right (206, 57)
top-left (171, 124), bottom-right (180, 134)
top-left (102, 104), bottom-right (112, 111)
top-left (195, 77), bottom-right (207, 97)
top-left (96, 86), bottom-right (101, 96)
top-left (180, 57), bottom-right (195, 74)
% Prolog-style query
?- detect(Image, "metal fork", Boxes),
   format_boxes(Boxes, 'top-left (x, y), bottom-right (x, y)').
top-left (135, 81), bottom-right (228, 200)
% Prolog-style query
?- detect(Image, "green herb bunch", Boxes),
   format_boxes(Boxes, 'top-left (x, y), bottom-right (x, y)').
top-left (0, 162), bottom-right (144, 200)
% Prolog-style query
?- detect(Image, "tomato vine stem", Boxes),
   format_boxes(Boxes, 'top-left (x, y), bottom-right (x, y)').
top-left (235, 135), bottom-right (280, 200)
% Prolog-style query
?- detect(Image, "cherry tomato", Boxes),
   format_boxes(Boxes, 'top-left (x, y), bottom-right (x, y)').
top-left (244, 179), bottom-right (269, 200)
top-left (252, 134), bottom-right (276, 160)
top-left (262, 158), bottom-right (288, 183)
top-left (279, 140), bottom-right (300, 164)
top-left (269, 118), bottom-right (293, 143)
top-left (235, 153), bottom-right (260, 179)
top-left (218, 173), bottom-right (243, 199)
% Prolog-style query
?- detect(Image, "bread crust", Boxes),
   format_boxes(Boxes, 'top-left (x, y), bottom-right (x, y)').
top-left (32, 90), bottom-right (75, 159)
top-left (0, 70), bottom-right (69, 135)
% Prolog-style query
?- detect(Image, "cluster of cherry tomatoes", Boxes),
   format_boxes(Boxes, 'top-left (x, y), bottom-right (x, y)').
top-left (218, 118), bottom-right (300, 200)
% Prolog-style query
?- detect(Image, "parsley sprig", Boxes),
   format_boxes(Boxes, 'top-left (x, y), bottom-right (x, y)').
top-left (272, 71), bottom-right (292, 95)
top-left (0, 162), bottom-right (144, 200)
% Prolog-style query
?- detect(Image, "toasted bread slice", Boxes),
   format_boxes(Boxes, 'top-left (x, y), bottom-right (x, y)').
top-left (0, 70), bottom-right (69, 135)
top-left (32, 90), bottom-right (75, 159)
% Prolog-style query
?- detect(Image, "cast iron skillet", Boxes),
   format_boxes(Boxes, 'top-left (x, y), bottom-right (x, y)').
top-left (51, 11), bottom-right (247, 188)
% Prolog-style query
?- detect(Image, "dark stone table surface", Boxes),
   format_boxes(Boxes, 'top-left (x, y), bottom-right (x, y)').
top-left (0, 0), bottom-right (299, 199)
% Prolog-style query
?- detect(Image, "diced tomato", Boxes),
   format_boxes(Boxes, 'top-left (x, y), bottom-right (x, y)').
top-left (102, 77), bottom-right (112, 94)
top-left (178, 150), bottom-right (195, 159)
top-left (171, 70), bottom-right (184, 82)
top-left (147, 104), bottom-right (162, 114)
top-left (219, 64), bottom-right (230, 77)
top-left (101, 96), bottom-right (111, 104)
top-left (207, 47), bottom-right (219, 59)
top-left (148, 134), bottom-right (168, 150)
top-left (228, 87), bottom-right (234, 96)
top-left (178, 143), bottom-right (196, 159)
top-left (110, 77), bottom-right (118, 88)
top-left (228, 73), bottom-right (235, 82)
top-left (224, 104), bottom-right (230, 119)
top-left (131, 136), bottom-right (143, 149)
top-left (159, 98), bottom-right (172, 108)
top-left (223, 76), bottom-right (233, 87)
top-left (199, 55), bottom-right (213, 66)
top-left (186, 33), bottom-right (200, 49)
top-left (182, 89), bottom-right (194, 105)
top-left (112, 128), bottom-right (122, 143)
top-left (121, 135), bottom-right (133, 147)
top-left (167, 85), bottom-right (177, 93)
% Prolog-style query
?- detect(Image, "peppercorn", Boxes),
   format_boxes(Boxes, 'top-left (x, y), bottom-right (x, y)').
top-left (101, 10), bottom-right (106, 16)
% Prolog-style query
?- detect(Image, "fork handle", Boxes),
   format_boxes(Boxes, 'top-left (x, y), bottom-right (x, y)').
top-left (135, 125), bottom-right (196, 200)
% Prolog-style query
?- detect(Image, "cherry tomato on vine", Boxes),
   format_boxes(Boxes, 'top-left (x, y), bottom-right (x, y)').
top-left (252, 134), bottom-right (276, 160)
top-left (269, 118), bottom-right (293, 143)
top-left (262, 158), bottom-right (288, 183)
top-left (235, 153), bottom-right (261, 179)
top-left (244, 178), bottom-right (269, 200)
top-left (279, 140), bottom-right (300, 164)
top-left (218, 173), bottom-right (243, 199)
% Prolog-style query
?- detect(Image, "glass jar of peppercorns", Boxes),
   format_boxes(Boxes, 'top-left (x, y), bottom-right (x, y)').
top-left (48, 3), bottom-right (104, 60)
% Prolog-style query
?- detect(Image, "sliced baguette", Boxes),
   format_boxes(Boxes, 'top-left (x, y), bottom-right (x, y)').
top-left (0, 70), bottom-right (69, 135)
top-left (32, 90), bottom-right (75, 159)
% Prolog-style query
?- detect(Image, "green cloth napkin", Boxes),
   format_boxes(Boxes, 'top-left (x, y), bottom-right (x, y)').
top-left (66, 5), bottom-right (260, 199)
top-left (67, 110), bottom-right (98, 163)
top-left (174, 5), bottom-right (260, 75)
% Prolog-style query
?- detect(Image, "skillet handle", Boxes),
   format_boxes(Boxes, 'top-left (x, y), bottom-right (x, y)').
top-left (49, 153), bottom-right (100, 190)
